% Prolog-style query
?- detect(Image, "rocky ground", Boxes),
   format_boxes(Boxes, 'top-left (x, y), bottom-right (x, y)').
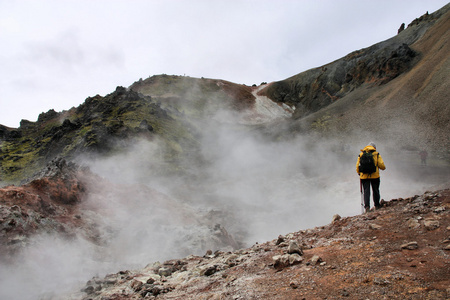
top-left (72, 188), bottom-right (450, 300)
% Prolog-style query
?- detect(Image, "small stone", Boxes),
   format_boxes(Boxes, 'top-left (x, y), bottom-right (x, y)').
top-left (401, 242), bottom-right (418, 250)
top-left (273, 255), bottom-right (288, 269)
top-left (424, 219), bottom-right (440, 230)
top-left (434, 206), bottom-right (446, 213)
top-left (444, 244), bottom-right (450, 251)
top-left (406, 218), bottom-right (420, 229)
top-left (130, 280), bottom-right (143, 291)
top-left (273, 254), bottom-right (302, 269)
top-left (369, 223), bottom-right (382, 230)
top-left (276, 235), bottom-right (285, 245)
top-left (203, 265), bottom-right (217, 276)
top-left (288, 253), bottom-right (303, 265)
top-left (158, 267), bottom-right (172, 277)
top-left (290, 281), bottom-right (299, 289)
top-left (332, 214), bottom-right (341, 223)
top-left (311, 255), bottom-right (322, 265)
top-left (373, 277), bottom-right (390, 285)
top-left (82, 285), bottom-right (95, 295)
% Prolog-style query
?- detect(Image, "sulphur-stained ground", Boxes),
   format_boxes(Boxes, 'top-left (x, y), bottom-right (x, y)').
top-left (78, 189), bottom-right (450, 300)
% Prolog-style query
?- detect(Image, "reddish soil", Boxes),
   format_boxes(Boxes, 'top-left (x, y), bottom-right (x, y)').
top-left (78, 189), bottom-right (450, 300)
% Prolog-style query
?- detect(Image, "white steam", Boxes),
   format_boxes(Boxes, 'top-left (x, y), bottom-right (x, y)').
top-left (1, 101), bottom-right (448, 300)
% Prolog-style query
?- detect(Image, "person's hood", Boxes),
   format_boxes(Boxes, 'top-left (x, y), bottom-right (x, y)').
top-left (361, 145), bottom-right (377, 152)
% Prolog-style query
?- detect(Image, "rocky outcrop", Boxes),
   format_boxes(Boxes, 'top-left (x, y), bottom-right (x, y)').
top-left (259, 6), bottom-right (447, 121)
top-left (0, 86), bottom-right (200, 183)
top-left (261, 37), bottom-right (418, 119)
top-left (0, 158), bottom-right (91, 261)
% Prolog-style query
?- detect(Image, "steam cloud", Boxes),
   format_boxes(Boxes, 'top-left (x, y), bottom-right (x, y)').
top-left (1, 96), bottom-right (446, 300)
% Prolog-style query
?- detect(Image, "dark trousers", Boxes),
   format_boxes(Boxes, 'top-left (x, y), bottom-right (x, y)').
top-left (361, 178), bottom-right (381, 208)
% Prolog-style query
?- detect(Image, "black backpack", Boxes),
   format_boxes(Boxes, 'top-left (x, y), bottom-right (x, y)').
top-left (359, 151), bottom-right (377, 174)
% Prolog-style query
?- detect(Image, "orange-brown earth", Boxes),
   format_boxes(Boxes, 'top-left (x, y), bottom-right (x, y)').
top-left (75, 188), bottom-right (450, 300)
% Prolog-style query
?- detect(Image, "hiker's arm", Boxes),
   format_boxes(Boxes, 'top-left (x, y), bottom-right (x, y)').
top-left (356, 155), bottom-right (361, 174)
top-left (378, 155), bottom-right (386, 170)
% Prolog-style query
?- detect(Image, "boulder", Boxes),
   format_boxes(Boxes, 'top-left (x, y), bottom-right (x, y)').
top-left (273, 253), bottom-right (303, 269)
top-left (287, 241), bottom-right (303, 255)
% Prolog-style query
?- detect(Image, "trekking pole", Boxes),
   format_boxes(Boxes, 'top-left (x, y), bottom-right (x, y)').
top-left (360, 179), bottom-right (364, 214)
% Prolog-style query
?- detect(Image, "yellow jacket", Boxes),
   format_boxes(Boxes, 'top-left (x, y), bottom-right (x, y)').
top-left (356, 145), bottom-right (386, 179)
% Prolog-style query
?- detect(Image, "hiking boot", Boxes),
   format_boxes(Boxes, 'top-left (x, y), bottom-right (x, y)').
top-left (375, 205), bottom-right (382, 210)
top-left (365, 207), bottom-right (370, 214)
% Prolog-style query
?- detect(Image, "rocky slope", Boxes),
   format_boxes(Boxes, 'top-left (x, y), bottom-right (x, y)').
top-left (73, 188), bottom-right (450, 300)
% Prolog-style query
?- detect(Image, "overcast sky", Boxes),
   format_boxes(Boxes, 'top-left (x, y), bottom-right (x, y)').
top-left (0, 0), bottom-right (448, 128)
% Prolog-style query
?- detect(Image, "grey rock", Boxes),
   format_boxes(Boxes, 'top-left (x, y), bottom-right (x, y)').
top-left (287, 241), bottom-right (303, 255)
top-left (369, 223), bottom-right (382, 230)
top-left (406, 218), bottom-right (420, 229)
top-left (158, 267), bottom-right (172, 277)
top-left (401, 241), bottom-right (418, 250)
top-left (424, 219), bottom-right (440, 230)
top-left (311, 255), bottom-right (322, 265)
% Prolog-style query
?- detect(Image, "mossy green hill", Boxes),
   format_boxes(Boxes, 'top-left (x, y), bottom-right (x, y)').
top-left (0, 86), bottom-right (187, 183)
top-left (0, 77), bottom-right (257, 184)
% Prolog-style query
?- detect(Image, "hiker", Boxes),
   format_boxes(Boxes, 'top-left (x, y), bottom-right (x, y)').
top-left (356, 142), bottom-right (386, 213)
top-left (419, 150), bottom-right (428, 165)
